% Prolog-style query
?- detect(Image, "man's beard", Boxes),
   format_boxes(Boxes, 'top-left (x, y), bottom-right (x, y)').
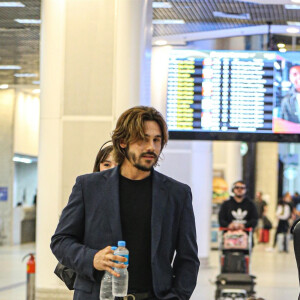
top-left (235, 194), bottom-right (244, 198)
top-left (126, 150), bottom-right (158, 172)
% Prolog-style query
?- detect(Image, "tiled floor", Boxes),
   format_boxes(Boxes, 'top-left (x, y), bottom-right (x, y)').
top-left (0, 242), bottom-right (299, 300)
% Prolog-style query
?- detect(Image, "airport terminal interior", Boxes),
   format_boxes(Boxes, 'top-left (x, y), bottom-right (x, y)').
top-left (2, 0), bottom-right (300, 299)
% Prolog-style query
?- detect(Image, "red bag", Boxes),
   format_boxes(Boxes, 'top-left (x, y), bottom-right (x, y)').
top-left (259, 229), bottom-right (270, 243)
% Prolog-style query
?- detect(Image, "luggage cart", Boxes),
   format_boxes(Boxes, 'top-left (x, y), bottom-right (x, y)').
top-left (215, 227), bottom-right (256, 300)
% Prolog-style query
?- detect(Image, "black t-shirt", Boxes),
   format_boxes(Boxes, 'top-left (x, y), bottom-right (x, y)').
top-left (119, 173), bottom-right (153, 292)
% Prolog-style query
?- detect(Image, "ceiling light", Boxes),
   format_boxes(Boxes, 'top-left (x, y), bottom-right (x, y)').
top-left (14, 19), bottom-right (41, 24)
top-left (32, 80), bottom-right (40, 85)
top-left (0, 84), bottom-right (8, 89)
top-left (13, 156), bottom-right (32, 164)
top-left (152, 19), bottom-right (185, 25)
top-left (0, 65), bottom-right (21, 70)
top-left (155, 40), bottom-right (168, 46)
top-left (286, 27), bottom-right (300, 33)
top-left (277, 43), bottom-right (285, 48)
top-left (32, 89), bottom-right (40, 94)
top-left (292, 0), bottom-right (300, 3)
top-left (14, 73), bottom-right (38, 77)
top-left (279, 48), bottom-right (287, 53)
top-left (0, 2), bottom-right (25, 7)
top-left (152, 2), bottom-right (172, 8)
top-left (213, 11), bottom-right (250, 20)
top-left (285, 4), bottom-right (300, 9)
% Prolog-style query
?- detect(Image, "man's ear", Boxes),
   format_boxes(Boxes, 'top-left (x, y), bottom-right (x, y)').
top-left (120, 139), bottom-right (127, 149)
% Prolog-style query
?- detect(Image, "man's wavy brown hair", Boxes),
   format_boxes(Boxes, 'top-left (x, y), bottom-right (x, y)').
top-left (111, 106), bottom-right (168, 165)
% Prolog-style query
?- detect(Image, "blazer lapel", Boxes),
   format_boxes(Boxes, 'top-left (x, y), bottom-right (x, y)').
top-left (103, 166), bottom-right (123, 244)
top-left (151, 170), bottom-right (168, 261)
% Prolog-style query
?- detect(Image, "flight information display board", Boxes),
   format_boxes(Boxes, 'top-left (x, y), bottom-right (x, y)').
top-left (166, 50), bottom-right (300, 142)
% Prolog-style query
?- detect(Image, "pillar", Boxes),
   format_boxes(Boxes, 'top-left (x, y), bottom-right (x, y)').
top-left (0, 89), bottom-right (15, 245)
top-left (36, 0), bottom-right (152, 298)
top-left (255, 142), bottom-right (278, 224)
top-left (213, 141), bottom-right (242, 188)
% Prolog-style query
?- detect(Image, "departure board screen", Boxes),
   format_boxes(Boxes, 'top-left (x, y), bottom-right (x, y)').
top-left (166, 50), bottom-right (300, 142)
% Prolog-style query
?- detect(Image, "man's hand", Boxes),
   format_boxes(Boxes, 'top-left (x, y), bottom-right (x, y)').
top-left (93, 246), bottom-right (127, 277)
top-left (228, 222), bottom-right (236, 230)
top-left (228, 222), bottom-right (245, 230)
top-left (237, 223), bottom-right (245, 230)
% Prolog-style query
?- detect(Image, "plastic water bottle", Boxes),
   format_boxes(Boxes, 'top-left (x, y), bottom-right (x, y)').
top-left (100, 246), bottom-right (117, 300)
top-left (112, 241), bottom-right (129, 297)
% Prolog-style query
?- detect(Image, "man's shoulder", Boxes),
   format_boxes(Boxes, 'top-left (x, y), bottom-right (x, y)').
top-left (221, 197), bottom-right (234, 207)
top-left (243, 197), bottom-right (257, 208)
top-left (76, 167), bottom-right (116, 183)
top-left (154, 170), bottom-right (191, 192)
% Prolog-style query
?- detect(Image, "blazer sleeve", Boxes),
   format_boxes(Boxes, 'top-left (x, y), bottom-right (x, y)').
top-left (171, 187), bottom-right (200, 300)
top-left (50, 176), bottom-right (98, 282)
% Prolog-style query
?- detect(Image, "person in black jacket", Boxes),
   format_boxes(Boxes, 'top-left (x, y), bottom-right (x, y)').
top-left (218, 180), bottom-right (258, 231)
top-left (51, 106), bottom-right (200, 300)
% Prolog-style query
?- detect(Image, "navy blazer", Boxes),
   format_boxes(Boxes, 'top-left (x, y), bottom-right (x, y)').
top-left (51, 166), bottom-right (200, 300)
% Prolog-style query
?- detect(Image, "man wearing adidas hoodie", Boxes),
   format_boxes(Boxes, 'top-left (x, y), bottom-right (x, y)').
top-left (218, 180), bottom-right (259, 230)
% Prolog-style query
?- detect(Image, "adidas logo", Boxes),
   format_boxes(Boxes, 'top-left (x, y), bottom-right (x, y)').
top-left (231, 208), bottom-right (248, 223)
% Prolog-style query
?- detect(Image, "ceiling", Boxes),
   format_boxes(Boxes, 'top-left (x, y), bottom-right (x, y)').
top-left (0, 0), bottom-right (40, 86)
top-left (1, 0), bottom-right (300, 86)
top-left (153, 0), bottom-right (300, 37)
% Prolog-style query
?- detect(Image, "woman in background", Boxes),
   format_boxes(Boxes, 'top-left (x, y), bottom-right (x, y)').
top-left (93, 141), bottom-right (116, 172)
top-left (272, 193), bottom-right (292, 252)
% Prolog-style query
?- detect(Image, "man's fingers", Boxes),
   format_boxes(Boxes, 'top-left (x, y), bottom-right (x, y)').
top-left (105, 260), bottom-right (127, 269)
top-left (105, 266), bottom-right (121, 277)
top-left (112, 254), bottom-right (127, 263)
top-left (105, 253), bottom-right (127, 263)
top-left (103, 246), bottom-right (114, 253)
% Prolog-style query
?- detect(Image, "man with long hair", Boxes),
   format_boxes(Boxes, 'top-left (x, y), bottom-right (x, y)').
top-left (51, 106), bottom-right (200, 300)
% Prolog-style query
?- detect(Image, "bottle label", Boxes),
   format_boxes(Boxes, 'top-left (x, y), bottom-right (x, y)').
top-left (120, 254), bottom-right (129, 265)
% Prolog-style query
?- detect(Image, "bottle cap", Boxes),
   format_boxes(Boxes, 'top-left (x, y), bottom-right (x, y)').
top-left (111, 246), bottom-right (117, 251)
top-left (118, 241), bottom-right (126, 247)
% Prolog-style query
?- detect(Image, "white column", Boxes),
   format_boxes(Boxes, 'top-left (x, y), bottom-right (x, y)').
top-left (191, 142), bottom-right (213, 260)
top-left (255, 142), bottom-right (279, 224)
top-left (213, 141), bottom-right (242, 188)
top-left (151, 45), bottom-right (173, 115)
top-left (0, 89), bottom-right (15, 245)
top-left (37, 0), bottom-right (153, 298)
top-left (225, 142), bottom-right (242, 186)
top-left (37, 0), bottom-right (69, 297)
top-left (113, 0), bottom-right (152, 119)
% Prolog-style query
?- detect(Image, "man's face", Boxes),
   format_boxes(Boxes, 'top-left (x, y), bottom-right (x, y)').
top-left (233, 183), bottom-right (247, 198)
top-left (290, 66), bottom-right (300, 92)
top-left (121, 120), bottom-right (162, 172)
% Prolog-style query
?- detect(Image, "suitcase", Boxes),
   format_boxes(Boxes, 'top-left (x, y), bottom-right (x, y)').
top-left (215, 273), bottom-right (256, 300)
top-left (222, 251), bottom-right (247, 273)
top-left (259, 229), bottom-right (270, 243)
